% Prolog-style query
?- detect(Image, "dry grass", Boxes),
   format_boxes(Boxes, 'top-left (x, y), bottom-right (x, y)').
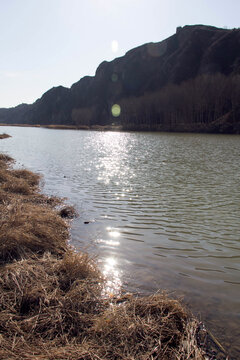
top-left (2, 176), bottom-right (35, 195)
top-left (0, 153), bottom-right (14, 162)
top-left (0, 201), bottom-right (69, 262)
top-left (0, 152), bottom-right (206, 359)
top-left (11, 169), bottom-right (40, 186)
top-left (90, 125), bottom-right (122, 131)
top-left (0, 252), bottom-right (103, 333)
top-left (0, 154), bottom-right (68, 263)
top-left (0, 167), bottom-right (40, 197)
top-left (0, 124), bottom-right (40, 127)
top-left (0, 133), bottom-right (11, 139)
top-left (0, 252), bottom-right (103, 359)
top-left (0, 256), bottom-right (202, 359)
top-left (91, 294), bottom-right (197, 360)
top-left (77, 125), bottom-right (91, 130)
top-left (42, 125), bottom-right (78, 130)
top-left (22, 192), bottom-right (62, 207)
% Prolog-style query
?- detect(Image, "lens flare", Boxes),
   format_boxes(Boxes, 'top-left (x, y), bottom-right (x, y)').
top-left (111, 104), bottom-right (121, 117)
top-left (111, 40), bottom-right (119, 53)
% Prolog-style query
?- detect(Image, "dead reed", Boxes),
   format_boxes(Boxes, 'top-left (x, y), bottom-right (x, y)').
top-left (0, 153), bottom-right (13, 163)
top-left (42, 125), bottom-right (78, 130)
top-left (0, 151), bottom-right (206, 359)
top-left (0, 133), bottom-right (11, 140)
top-left (0, 201), bottom-right (69, 262)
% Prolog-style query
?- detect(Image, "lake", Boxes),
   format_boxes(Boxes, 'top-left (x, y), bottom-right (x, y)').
top-left (0, 126), bottom-right (240, 358)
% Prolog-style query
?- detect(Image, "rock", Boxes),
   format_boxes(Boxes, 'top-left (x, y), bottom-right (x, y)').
top-left (58, 206), bottom-right (77, 219)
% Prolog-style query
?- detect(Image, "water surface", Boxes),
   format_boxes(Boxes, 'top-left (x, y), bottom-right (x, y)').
top-left (1, 127), bottom-right (239, 357)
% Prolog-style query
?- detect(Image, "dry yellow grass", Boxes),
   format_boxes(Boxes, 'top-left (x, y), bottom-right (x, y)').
top-left (0, 153), bottom-right (13, 162)
top-left (0, 151), bottom-right (207, 359)
top-left (0, 124), bottom-right (40, 127)
top-left (0, 167), bottom-right (40, 194)
top-left (11, 168), bottom-right (40, 186)
top-left (0, 133), bottom-right (11, 139)
top-left (0, 252), bottom-right (202, 359)
top-left (91, 294), bottom-right (189, 359)
top-left (42, 124), bottom-right (78, 130)
top-left (0, 252), bottom-right (103, 333)
top-left (0, 201), bottom-right (69, 262)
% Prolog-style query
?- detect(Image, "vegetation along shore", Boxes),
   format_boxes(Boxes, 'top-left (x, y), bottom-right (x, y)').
top-left (0, 134), bottom-right (228, 359)
top-left (0, 124), bottom-right (122, 131)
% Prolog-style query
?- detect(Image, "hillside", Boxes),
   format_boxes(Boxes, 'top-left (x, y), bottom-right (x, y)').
top-left (1, 25), bottom-right (240, 133)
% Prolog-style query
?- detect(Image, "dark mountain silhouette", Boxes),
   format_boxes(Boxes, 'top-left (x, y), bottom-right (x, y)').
top-left (1, 25), bottom-right (240, 133)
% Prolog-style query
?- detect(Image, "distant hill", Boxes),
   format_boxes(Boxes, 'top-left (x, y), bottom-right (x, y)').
top-left (1, 25), bottom-right (240, 133)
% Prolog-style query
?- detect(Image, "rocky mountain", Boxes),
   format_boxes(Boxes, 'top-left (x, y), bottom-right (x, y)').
top-left (1, 25), bottom-right (240, 133)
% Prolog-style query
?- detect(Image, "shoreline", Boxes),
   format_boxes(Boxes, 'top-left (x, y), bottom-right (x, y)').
top-left (1, 123), bottom-right (240, 135)
top-left (0, 123), bottom-right (123, 132)
top-left (0, 134), bottom-right (227, 359)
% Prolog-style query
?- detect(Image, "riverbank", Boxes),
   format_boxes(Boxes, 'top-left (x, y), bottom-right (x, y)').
top-left (0, 135), bottom-right (223, 359)
top-left (0, 123), bottom-right (123, 131)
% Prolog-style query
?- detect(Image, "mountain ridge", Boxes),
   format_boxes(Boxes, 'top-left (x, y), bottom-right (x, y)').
top-left (1, 24), bottom-right (240, 133)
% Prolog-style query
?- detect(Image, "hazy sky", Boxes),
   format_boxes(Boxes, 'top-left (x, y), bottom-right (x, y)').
top-left (0, 0), bottom-right (239, 108)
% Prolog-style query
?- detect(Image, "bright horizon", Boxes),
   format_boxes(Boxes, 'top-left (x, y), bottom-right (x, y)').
top-left (0, 0), bottom-right (239, 108)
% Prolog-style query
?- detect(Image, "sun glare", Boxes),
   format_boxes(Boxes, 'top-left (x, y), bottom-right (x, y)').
top-left (111, 40), bottom-right (119, 53)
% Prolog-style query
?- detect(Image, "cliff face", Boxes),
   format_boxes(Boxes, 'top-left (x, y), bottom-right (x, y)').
top-left (0, 87), bottom-right (72, 125)
top-left (0, 104), bottom-right (31, 124)
top-left (1, 25), bottom-right (240, 132)
top-left (27, 86), bottom-right (73, 125)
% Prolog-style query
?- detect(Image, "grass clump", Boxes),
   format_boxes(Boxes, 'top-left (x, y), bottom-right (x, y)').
top-left (0, 133), bottom-right (11, 140)
top-left (42, 124), bottom-right (78, 130)
top-left (0, 153), bottom-right (13, 163)
top-left (0, 253), bottom-right (202, 359)
top-left (11, 169), bottom-right (40, 187)
top-left (0, 201), bottom-right (69, 262)
top-left (0, 252), bottom-right (103, 337)
top-left (0, 163), bottom-right (40, 197)
top-left (2, 176), bottom-right (35, 195)
top-left (91, 294), bottom-right (189, 359)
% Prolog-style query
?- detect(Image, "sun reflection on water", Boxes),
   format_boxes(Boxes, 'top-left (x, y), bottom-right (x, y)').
top-left (98, 227), bottom-right (123, 297)
top-left (97, 239), bottom-right (120, 246)
top-left (108, 228), bottom-right (120, 238)
top-left (92, 133), bottom-right (134, 297)
top-left (102, 256), bottom-right (122, 297)
top-left (93, 132), bottom-right (135, 189)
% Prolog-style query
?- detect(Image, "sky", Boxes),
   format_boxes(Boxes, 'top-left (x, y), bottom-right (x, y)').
top-left (0, 0), bottom-right (239, 108)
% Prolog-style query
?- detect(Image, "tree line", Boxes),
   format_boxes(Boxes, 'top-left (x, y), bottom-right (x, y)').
top-left (118, 73), bottom-right (240, 132)
top-left (71, 73), bottom-right (240, 133)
